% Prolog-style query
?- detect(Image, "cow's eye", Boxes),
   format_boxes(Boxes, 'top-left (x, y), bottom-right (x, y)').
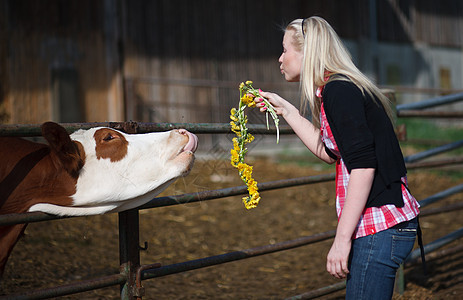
top-left (103, 134), bottom-right (114, 141)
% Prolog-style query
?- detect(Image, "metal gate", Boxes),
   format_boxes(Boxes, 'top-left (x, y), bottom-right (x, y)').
top-left (1, 93), bottom-right (463, 299)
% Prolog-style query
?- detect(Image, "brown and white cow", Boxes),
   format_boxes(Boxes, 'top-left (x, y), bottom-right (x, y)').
top-left (0, 122), bottom-right (198, 276)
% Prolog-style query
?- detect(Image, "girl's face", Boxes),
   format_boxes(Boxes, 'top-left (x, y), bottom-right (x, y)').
top-left (279, 30), bottom-right (303, 82)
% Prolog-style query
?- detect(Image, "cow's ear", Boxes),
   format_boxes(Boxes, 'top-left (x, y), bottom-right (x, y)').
top-left (41, 122), bottom-right (85, 178)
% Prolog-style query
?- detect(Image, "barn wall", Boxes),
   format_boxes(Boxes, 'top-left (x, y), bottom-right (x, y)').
top-left (121, 0), bottom-right (463, 126)
top-left (120, 0), bottom-right (369, 125)
top-left (0, 0), bottom-right (462, 125)
top-left (1, 0), bottom-right (124, 124)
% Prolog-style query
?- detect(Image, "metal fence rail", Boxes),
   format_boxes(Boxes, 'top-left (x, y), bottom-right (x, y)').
top-left (2, 176), bottom-right (461, 299)
top-left (1, 93), bottom-right (463, 299)
top-left (0, 174), bottom-right (335, 227)
top-left (0, 122), bottom-right (293, 137)
top-left (396, 92), bottom-right (463, 118)
top-left (396, 92), bottom-right (463, 111)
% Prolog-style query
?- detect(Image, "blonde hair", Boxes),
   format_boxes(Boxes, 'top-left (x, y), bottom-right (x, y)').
top-left (286, 16), bottom-right (393, 128)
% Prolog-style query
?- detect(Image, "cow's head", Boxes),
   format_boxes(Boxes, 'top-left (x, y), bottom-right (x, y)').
top-left (0, 122), bottom-right (198, 277)
top-left (28, 122), bottom-right (198, 215)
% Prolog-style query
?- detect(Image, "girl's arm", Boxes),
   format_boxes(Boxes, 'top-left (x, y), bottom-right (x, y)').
top-left (326, 168), bottom-right (375, 279)
top-left (258, 91), bottom-right (336, 164)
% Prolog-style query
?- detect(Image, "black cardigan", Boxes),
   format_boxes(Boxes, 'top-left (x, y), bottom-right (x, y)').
top-left (322, 79), bottom-right (407, 208)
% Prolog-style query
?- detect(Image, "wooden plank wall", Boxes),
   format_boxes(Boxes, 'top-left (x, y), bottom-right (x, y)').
top-left (379, 0), bottom-right (463, 47)
top-left (0, 0), bottom-right (462, 124)
top-left (121, 0), bottom-right (366, 125)
top-left (0, 0), bottom-right (123, 124)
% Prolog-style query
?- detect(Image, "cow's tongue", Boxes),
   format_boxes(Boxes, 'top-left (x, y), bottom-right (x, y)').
top-left (183, 131), bottom-right (198, 152)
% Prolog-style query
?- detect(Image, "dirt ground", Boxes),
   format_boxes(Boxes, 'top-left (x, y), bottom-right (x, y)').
top-left (1, 155), bottom-right (462, 299)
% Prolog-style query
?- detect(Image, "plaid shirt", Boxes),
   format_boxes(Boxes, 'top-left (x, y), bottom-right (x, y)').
top-left (318, 90), bottom-right (420, 239)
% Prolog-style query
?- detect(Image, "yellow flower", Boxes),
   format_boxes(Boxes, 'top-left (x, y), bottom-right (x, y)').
top-left (243, 191), bottom-right (260, 210)
top-left (230, 120), bottom-right (240, 132)
top-left (245, 133), bottom-right (254, 143)
top-left (247, 179), bottom-right (258, 195)
top-left (231, 80), bottom-right (280, 209)
top-left (240, 94), bottom-right (254, 106)
top-left (239, 163), bottom-right (252, 181)
top-left (247, 101), bottom-right (256, 108)
top-left (237, 162), bottom-right (248, 175)
top-left (230, 149), bottom-right (239, 167)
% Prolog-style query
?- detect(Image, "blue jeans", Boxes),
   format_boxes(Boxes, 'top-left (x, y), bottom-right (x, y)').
top-left (345, 218), bottom-right (418, 300)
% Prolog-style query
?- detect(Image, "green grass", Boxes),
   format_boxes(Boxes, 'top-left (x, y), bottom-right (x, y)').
top-left (398, 119), bottom-right (463, 156)
top-left (397, 119), bottom-right (463, 143)
top-left (398, 119), bottom-right (463, 179)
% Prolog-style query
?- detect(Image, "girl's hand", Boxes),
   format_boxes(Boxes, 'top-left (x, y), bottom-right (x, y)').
top-left (326, 237), bottom-right (351, 279)
top-left (255, 90), bottom-right (334, 163)
top-left (255, 90), bottom-right (297, 118)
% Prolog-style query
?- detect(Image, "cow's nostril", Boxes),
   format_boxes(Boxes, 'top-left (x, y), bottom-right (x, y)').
top-left (178, 129), bottom-right (187, 135)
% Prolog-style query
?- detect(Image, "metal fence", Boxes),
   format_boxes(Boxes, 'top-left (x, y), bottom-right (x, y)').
top-left (1, 94), bottom-right (463, 299)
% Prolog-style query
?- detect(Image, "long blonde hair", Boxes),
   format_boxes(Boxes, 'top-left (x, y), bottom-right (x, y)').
top-left (286, 16), bottom-right (393, 128)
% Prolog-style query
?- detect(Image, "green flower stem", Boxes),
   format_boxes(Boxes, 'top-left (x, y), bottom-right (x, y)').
top-left (242, 82), bottom-right (280, 144)
top-left (259, 97), bottom-right (279, 143)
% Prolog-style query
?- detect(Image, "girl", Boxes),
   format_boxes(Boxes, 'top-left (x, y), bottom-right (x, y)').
top-left (256, 16), bottom-right (420, 299)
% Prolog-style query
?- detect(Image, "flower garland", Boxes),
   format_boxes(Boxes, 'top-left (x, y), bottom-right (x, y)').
top-left (230, 81), bottom-right (279, 209)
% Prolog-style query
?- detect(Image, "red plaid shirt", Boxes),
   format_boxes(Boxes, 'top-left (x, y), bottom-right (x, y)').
top-left (318, 89), bottom-right (420, 239)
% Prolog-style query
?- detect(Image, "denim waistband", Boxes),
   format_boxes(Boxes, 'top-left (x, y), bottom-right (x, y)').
top-left (391, 217), bottom-right (418, 229)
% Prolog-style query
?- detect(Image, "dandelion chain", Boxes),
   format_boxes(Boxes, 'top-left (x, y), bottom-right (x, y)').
top-left (230, 81), bottom-right (280, 209)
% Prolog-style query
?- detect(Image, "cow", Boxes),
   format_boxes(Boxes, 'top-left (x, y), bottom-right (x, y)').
top-left (0, 122), bottom-right (198, 277)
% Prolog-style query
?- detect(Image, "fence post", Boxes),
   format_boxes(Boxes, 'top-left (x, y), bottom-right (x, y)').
top-left (119, 209), bottom-right (141, 299)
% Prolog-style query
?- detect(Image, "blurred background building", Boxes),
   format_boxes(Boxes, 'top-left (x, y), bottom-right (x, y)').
top-left (0, 0), bottom-right (462, 130)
